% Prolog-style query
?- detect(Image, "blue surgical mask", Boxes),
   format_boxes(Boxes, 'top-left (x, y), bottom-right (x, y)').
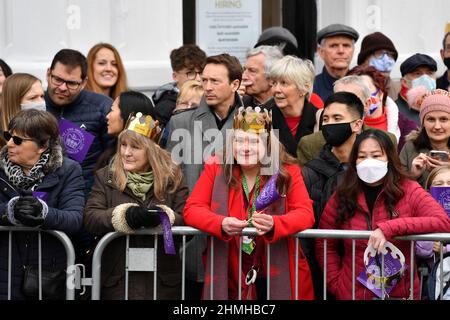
top-left (411, 74), bottom-right (436, 91)
top-left (20, 101), bottom-right (46, 111)
top-left (369, 53), bottom-right (395, 73)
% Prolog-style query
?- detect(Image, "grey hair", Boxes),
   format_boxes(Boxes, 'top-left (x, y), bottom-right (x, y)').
top-left (268, 55), bottom-right (315, 94)
top-left (333, 75), bottom-right (371, 102)
top-left (246, 45), bottom-right (284, 76)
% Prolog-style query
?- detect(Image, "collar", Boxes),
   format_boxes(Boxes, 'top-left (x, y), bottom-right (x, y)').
top-left (45, 89), bottom-right (85, 112)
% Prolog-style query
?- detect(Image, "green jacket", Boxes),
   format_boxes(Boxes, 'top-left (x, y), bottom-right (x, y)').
top-left (297, 125), bottom-right (398, 167)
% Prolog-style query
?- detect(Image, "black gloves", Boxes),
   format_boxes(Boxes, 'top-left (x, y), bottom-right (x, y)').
top-left (14, 193), bottom-right (44, 227)
top-left (125, 205), bottom-right (161, 229)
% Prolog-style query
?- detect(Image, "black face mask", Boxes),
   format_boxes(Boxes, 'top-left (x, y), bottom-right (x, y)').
top-left (444, 57), bottom-right (450, 70)
top-left (322, 122), bottom-right (354, 147)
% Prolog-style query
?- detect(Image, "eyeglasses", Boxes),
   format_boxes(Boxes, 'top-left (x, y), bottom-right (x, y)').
top-left (185, 70), bottom-right (201, 80)
top-left (50, 74), bottom-right (82, 90)
top-left (3, 131), bottom-right (35, 146)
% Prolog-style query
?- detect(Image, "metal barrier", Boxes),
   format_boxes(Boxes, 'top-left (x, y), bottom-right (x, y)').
top-left (0, 226), bottom-right (77, 300)
top-left (87, 226), bottom-right (450, 301)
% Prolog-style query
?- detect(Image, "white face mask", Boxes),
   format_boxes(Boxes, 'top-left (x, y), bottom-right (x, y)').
top-left (356, 158), bottom-right (388, 184)
top-left (20, 101), bottom-right (46, 111)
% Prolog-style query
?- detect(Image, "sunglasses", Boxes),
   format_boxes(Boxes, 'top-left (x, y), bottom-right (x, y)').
top-left (3, 131), bottom-right (35, 145)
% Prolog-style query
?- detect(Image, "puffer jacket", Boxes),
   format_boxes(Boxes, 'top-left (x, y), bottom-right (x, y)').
top-left (152, 82), bottom-right (178, 126)
top-left (84, 166), bottom-right (188, 300)
top-left (0, 144), bottom-right (85, 300)
top-left (316, 179), bottom-right (450, 300)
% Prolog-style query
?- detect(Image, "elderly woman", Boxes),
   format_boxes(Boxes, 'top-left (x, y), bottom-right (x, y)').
top-left (86, 43), bottom-right (129, 99)
top-left (0, 109), bottom-right (85, 299)
top-left (268, 55), bottom-right (318, 157)
top-left (0, 73), bottom-right (46, 136)
top-left (84, 112), bottom-right (188, 299)
top-left (95, 91), bottom-right (156, 171)
top-left (184, 106), bottom-right (315, 300)
top-left (399, 89), bottom-right (450, 186)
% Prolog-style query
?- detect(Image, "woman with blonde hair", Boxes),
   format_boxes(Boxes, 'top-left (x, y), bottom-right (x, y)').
top-left (86, 43), bottom-right (128, 99)
top-left (173, 80), bottom-right (204, 114)
top-left (84, 112), bottom-right (188, 299)
top-left (0, 73), bottom-right (45, 134)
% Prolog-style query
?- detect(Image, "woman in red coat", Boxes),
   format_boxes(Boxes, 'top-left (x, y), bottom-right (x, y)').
top-left (184, 106), bottom-right (315, 300)
top-left (316, 129), bottom-right (450, 300)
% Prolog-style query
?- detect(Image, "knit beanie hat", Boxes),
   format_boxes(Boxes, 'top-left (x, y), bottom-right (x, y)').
top-left (357, 32), bottom-right (398, 65)
top-left (419, 89), bottom-right (450, 124)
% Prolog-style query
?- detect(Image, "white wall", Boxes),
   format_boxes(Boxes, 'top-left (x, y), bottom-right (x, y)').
top-left (0, 0), bottom-right (183, 91)
top-left (316, 0), bottom-right (450, 79)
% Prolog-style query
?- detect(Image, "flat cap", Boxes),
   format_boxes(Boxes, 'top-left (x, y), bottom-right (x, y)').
top-left (255, 26), bottom-right (298, 49)
top-left (400, 53), bottom-right (437, 77)
top-left (317, 24), bottom-right (359, 44)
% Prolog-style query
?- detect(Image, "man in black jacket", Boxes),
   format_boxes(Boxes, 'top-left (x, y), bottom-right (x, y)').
top-left (301, 92), bottom-right (364, 299)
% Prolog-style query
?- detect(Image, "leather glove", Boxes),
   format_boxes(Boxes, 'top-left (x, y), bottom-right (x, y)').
top-left (14, 193), bottom-right (44, 227)
top-left (125, 205), bottom-right (161, 229)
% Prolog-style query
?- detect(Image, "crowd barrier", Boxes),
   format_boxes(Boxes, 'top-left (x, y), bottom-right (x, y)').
top-left (0, 226), bottom-right (77, 300)
top-left (1, 226), bottom-right (449, 300)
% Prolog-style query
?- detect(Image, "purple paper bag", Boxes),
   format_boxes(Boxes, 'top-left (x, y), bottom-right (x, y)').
top-left (32, 191), bottom-right (48, 203)
top-left (357, 252), bottom-right (404, 298)
top-left (59, 119), bottom-right (95, 163)
top-left (255, 173), bottom-right (283, 211)
top-left (430, 186), bottom-right (450, 218)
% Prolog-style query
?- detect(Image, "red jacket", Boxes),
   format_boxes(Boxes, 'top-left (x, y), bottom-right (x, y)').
top-left (184, 159), bottom-right (315, 299)
top-left (316, 179), bottom-right (450, 300)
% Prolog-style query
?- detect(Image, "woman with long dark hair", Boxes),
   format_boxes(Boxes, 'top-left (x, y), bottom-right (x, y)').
top-left (316, 129), bottom-right (450, 300)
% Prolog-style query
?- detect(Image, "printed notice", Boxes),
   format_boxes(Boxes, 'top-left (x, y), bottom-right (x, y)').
top-left (196, 0), bottom-right (261, 63)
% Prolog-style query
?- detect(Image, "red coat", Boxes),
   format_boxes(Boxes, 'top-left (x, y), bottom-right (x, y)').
top-left (316, 179), bottom-right (450, 300)
top-left (184, 159), bottom-right (315, 300)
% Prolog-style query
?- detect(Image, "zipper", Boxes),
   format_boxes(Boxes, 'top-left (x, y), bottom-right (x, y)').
top-left (362, 188), bottom-right (385, 231)
top-left (0, 177), bottom-right (19, 195)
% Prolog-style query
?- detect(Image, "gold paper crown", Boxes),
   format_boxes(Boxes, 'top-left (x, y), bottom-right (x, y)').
top-left (233, 106), bottom-right (272, 134)
top-left (125, 112), bottom-right (162, 142)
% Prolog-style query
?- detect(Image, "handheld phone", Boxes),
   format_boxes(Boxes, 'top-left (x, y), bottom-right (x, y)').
top-left (428, 150), bottom-right (449, 162)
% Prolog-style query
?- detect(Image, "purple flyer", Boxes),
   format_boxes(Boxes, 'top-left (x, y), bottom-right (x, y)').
top-left (255, 173), bottom-right (283, 211)
top-left (157, 210), bottom-right (176, 255)
top-left (430, 186), bottom-right (450, 218)
top-left (357, 252), bottom-right (404, 298)
top-left (59, 119), bottom-right (95, 163)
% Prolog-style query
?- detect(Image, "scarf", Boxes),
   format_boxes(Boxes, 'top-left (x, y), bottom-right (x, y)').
top-left (2, 149), bottom-right (50, 190)
top-left (126, 171), bottom-right (154, 201)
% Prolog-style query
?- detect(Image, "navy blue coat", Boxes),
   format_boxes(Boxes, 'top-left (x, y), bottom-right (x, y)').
top-left (0, 149), bottom-right (85, 300)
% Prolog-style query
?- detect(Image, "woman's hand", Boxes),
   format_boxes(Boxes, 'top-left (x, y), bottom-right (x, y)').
top-left (251, 212), bottom-right (274, 236)
top-left (410, 153), bottom-right (428, 178)
top-left (221, 217), bottom-right (248, 236)
top-left (368, 228), bottom-right (387, 254)
top-left (425, 155), bottom-right (448, 171)
top-left (433, 241), bottom-right (444, 253)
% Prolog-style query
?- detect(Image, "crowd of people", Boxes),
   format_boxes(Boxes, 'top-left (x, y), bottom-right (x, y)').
top-left (0, 23), bottom-right (450, 301)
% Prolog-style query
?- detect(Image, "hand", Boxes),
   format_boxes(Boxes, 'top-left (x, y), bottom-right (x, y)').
top-left (368, 228), bottom-right (387, 254)
top-left (410, 153), bottom-right (428, 178)
top-left (125, 205), bottom-right (161, 229)
top-left (221, 217), bottom-right (248, 236)
top-left (425, 155), bottom-right (447, 170)
top-left (14, 195), bottom-right (44, 227)
top-left (237, 82), bottom-right (247, 97)
top-left (251, 212), bottom-right (274, 236)
top-left (433, 241), bottom-right (444, 253)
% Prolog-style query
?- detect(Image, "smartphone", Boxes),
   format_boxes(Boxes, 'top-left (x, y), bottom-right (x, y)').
top-left (429, 150), bottom-right (449, 162)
